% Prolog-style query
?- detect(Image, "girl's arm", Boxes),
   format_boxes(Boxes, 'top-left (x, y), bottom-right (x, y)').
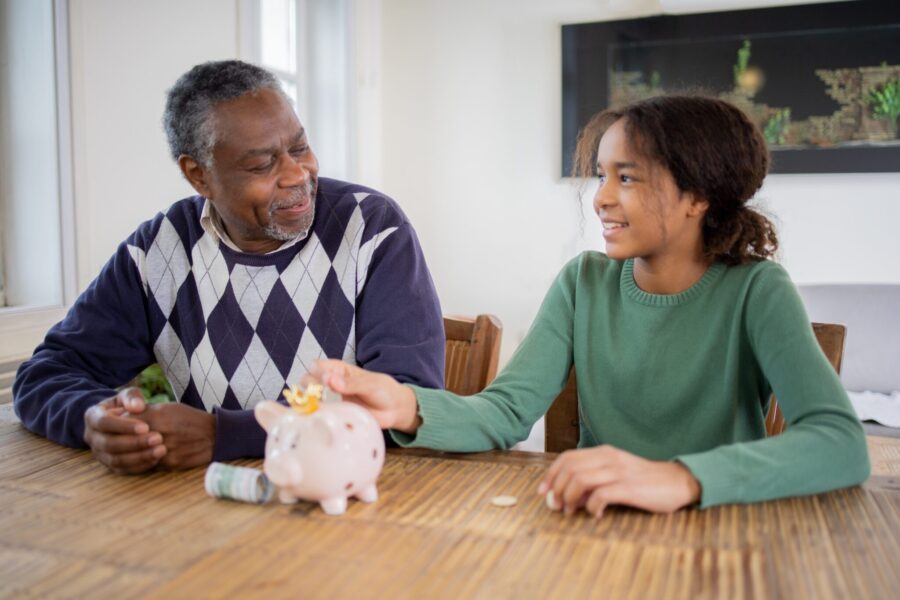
top-left (308, 256), bottom-right (584, 451)
top-left (675, 264), bottom-right (870, 507)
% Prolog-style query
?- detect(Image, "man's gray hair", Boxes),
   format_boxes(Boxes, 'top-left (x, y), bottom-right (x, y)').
top-left (163, 60), bottom-right (285, 167)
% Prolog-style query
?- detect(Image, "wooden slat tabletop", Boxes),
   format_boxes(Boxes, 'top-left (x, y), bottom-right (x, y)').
top-left (1, 414), bottom-right (898, 599)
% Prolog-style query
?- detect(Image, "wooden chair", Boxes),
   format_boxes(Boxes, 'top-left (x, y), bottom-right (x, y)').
top-left (443, 315), bottom-right (502, 395)
top-left (764, 322), bottom-right (846, 436)
top-left (544, 322), bottom-right (847, 452)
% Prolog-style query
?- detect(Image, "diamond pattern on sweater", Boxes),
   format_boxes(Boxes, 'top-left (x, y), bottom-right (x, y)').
top-left (190, 332), bottom-right (229, 411)
top-left (256, 280), bottom-right (307, 377)
top-left (279, 232), bottom-right (335, 320)
top-left (229, 334), bottom-right (289, 409)
top-left (332, 205), bottom-right (365, 302)
top-left (206, 285), bottom-right (254, 379)
top-left (307, 269), bottom-right (354, 359)
top-left (145, 219), bottom-right (190, 317)
top-left (131, 190), bottom-right (401, 412)
top-left (153, 321), bottom-right (190, 399)
top-left (193, 235), bottom-right (230, 319)
top-left (231, 264), bottom-right (280, 328)
top-left (357, 226), bottom-right (397, 292)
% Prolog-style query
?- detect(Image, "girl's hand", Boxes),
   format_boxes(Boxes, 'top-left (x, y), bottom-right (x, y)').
top-left (303, 359), bottom-right (422, 434)
top-left (537, 445), bottom-right (701, 517)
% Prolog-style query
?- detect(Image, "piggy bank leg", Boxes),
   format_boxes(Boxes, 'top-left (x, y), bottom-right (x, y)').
top-left (320, 497), bottom-right (348, 516)
top-left (356, 483), bottom-right (378, 503)
top-left (278, 489), bottom-right (299, 504)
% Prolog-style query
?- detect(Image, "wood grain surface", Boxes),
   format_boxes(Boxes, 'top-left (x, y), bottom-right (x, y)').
top-left (1, 414), bottom-right (898, 599)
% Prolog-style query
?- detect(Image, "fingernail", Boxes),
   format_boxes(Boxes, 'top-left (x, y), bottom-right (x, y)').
top-left (148, 433), bottom-right (162, 446)
top-left (537, 482), bottom-right (548, 495)
top-left (152, 445), bottom-right (166, 458)
top-left (134, 423), bottom-right (149, 434)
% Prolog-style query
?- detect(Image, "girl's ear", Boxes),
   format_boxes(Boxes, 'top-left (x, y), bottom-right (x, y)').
top-left (685, 193), bottom-right (709, 218)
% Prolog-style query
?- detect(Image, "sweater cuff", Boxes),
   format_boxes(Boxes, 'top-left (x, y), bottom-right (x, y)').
top-left (212, 407), bottom-right (267, 461)
top-left (674, 452), bottom-right (740, 509)
top-left (388, 385), bottom-right (451, 449)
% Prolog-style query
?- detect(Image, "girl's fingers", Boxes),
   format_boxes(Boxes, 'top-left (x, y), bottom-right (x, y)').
top-left (586, 482), bottom-right (630, 516)
top-left (559, 466), bottom-right (617, 511)
top-left (539, 450), bottom-right (572, 495)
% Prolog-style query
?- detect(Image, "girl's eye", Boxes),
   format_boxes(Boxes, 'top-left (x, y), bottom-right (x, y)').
top-left (596, 173), bottom-right (607, 184)
top-left (620, 174), bottom-right (633, 184)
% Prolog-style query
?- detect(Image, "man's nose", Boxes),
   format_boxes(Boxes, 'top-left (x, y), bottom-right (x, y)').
top-left (279, 153), bottom-right (310, 188)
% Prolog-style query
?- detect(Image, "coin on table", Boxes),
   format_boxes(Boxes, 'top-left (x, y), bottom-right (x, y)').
top-left (545, 490), bottom-right (558, 511)
top-left (491, 495), bottom-right (518, 507)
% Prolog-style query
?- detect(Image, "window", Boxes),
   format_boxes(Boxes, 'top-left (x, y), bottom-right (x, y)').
top-left (0, 0), bottom-right (75, 356)
top-left (239, 0), bottom-right (357, 180)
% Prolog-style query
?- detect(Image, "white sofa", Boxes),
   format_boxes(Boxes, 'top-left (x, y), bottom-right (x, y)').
top-left (799, 284), bottom-right (900, 437)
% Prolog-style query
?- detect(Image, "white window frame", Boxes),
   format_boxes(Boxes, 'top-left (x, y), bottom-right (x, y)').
top-left (0, 0), bottom-right (77, 360)
top-left (238, 0), bottom-right (381, 183)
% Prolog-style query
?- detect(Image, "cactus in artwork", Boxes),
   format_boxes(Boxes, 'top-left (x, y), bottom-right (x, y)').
top-left (868, 77), bottom-right (900, 137)
top-left (733, 40), bottom-right (751, 88)
top-left (763, 108), bottom-right (791, 145)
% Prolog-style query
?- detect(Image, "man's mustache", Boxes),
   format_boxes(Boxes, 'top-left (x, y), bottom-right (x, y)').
top-left (270, 181), bottom-right (315, 211)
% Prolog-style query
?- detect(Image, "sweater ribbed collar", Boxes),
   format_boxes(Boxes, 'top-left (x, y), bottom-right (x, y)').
top-left (621, 258), bottom-right (726, 306)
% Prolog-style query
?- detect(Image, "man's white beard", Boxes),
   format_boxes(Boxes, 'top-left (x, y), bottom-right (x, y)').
top-left (265, 181), bottom-right (316, 241)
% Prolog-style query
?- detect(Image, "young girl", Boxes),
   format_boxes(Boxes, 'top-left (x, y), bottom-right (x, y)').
top-left (304, 95), bottom-right (869, 517)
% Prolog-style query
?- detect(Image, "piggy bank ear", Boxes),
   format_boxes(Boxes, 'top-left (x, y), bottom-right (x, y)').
top-left (310, 416), bottom-right (335, 448)
top-left (255, 401), bottom-right (288, 432)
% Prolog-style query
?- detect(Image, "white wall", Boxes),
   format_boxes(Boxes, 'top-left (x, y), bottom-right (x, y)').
top-left (6, 0), bottom-right (897, 371)
top-left (379, 0), bottom-right (900, 371)
top-left (69, 0), bottom-right (240, 290)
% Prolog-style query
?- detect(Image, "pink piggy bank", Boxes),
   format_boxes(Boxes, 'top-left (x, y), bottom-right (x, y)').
top-left (254, 400), bottom-right (385, 515)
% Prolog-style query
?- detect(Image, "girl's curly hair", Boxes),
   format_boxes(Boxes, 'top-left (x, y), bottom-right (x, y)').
top-left (573, 95), bottom-right (778, 265)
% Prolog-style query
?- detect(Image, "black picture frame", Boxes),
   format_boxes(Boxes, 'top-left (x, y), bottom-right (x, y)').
top-left (561, 0), bottom-right (900, 175)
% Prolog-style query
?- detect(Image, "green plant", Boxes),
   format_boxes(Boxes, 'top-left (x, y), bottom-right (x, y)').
top-left (763, 108), bottom-right (791, 145)
top-left (733, 40), bottom-right (751, 87)
top-left (134, 364), bottom-right (175, 404)
top-left (869, 77), bottom-right (900, 131)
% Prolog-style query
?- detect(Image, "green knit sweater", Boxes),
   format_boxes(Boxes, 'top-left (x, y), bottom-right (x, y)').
top-left (393, 253), bottom-right (870, 508)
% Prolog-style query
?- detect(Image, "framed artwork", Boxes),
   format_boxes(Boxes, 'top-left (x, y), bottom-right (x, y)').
top-left (561, 0), bottom-right (900, 175)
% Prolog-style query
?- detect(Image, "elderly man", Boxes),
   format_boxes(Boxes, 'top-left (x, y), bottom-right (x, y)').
top-left (13, 60), bottom-right (444, 473)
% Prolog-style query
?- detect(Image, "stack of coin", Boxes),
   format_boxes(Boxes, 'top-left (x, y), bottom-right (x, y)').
top-left (205, 462), bottom-right (274, 504)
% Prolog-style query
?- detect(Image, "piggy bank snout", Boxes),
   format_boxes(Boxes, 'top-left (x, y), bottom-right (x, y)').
top-left (264, 448), bottom-right (304, 486)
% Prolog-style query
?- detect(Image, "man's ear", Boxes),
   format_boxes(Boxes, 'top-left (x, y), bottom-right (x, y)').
top-left (178, 155), bottom-right (212, 198)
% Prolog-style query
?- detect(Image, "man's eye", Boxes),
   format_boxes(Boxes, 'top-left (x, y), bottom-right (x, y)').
top-left (250, 161), bottom-right (274, 173)
top-left (290, 145), bottom-right (309, 156)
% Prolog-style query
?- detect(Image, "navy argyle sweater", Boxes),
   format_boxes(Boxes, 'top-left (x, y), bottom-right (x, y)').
top-left (14, 178), bottom-right (444, 459)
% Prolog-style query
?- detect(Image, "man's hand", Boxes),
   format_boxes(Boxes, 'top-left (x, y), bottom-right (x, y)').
top-left (128, 403), bottom-right (216, 471)
top-left (537, 445), bottom-right (701, 517)
top-left (84, 387), bottom-right (166, 475)
top-left (302, 359), bottom-right (421, 433)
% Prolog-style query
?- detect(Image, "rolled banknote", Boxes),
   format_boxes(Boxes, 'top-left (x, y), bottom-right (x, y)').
top-left (205, 462), bottom-right (274, 504)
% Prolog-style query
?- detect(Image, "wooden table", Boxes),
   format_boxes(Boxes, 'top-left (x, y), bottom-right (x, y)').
top-left (1, 407), bottom-right (898, 599)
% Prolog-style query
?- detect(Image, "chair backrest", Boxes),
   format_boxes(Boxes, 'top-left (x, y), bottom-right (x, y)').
top-left (443, 315), bottom-right (502, 396)
top-left (544, 321), bottom-right (847, 452)
top-left (764, 322), bottom-right (846, 436)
